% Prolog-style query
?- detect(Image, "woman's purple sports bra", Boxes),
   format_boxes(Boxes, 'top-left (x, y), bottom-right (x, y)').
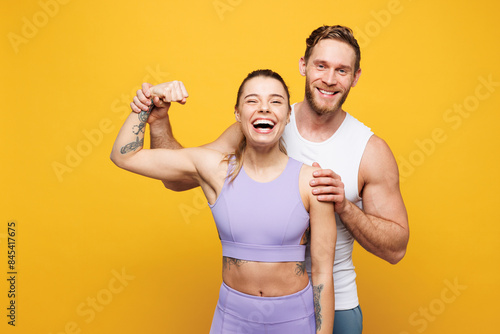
top-left (209, 158), bottom-right (310, 262)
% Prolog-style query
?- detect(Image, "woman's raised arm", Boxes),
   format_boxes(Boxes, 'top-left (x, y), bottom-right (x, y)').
top-left (110, 84), bottom-right (212, 186)
top-left (110, 103), bottom-right (202, 183)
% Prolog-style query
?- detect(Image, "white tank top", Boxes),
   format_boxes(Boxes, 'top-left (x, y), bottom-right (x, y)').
top-left (282, 104), bottom-right (373, 310)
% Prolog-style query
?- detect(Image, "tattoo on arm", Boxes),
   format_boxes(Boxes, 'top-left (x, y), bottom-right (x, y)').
top-left (295, 261), bottom-right (306, 276)
top-left (132, 109), bottom-right (150, 135)
top-left (120, 136), bottom-right (144, 154)
top-left (222, 256), bottom-right (249, 271)
top-left (132, 122), bottom-right (146, 135)
top-left (313, 284), bottom-right (324, 331)
top-left (120, 105), bottom-right (152, 154)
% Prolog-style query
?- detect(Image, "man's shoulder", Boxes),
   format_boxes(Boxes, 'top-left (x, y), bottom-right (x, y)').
top-left (360, 134), bottom-right (398, 183)
top-left (364, 134), bottom-right (391, 153)
top-left (344, 112), bottom-right (373, 134)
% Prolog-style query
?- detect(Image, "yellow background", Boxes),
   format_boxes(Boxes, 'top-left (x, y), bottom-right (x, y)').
top-left (2, 0), bottom-right (499, 333)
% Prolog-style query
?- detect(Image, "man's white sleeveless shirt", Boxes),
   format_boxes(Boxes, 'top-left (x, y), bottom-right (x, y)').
top-left (282, 104), bottom-right (374, 310)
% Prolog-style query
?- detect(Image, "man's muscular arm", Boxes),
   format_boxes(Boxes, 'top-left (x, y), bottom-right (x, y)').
top-left (312, 136), bottom-right (409, 264)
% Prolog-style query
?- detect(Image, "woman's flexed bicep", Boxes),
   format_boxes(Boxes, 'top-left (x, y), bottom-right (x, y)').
top-left (114, 146), bottom-right (205, 184)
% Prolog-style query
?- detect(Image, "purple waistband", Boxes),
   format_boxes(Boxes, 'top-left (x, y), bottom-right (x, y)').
top-left (217, 282), bottom-right (314, 324)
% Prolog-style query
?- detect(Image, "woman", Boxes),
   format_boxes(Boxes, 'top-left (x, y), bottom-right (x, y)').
top-left (111, 70), bottom-right (336, 333)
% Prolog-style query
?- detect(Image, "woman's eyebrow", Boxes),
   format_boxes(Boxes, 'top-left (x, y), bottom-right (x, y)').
top-left (244, 93), bottom-right (285, 99)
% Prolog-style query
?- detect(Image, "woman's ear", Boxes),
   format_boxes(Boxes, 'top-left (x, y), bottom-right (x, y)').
top-left (234, 109), bottom-right (241, 122)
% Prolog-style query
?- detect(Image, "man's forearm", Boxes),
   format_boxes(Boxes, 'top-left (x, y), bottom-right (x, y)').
top-left (339, 201), bottom-right (409, 264)
top-left (149, 117), bottom-right (183, 150)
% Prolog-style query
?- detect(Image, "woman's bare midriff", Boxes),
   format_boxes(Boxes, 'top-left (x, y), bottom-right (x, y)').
top-left (222, 256), bottom-right (309, 297)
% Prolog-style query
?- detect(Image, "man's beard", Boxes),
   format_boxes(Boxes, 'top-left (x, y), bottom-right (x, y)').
top-left (305, 79), bottom-right (350, 116)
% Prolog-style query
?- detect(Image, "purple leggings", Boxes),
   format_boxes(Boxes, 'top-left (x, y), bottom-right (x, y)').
top-left (209, 282), bottom-right (316, 334)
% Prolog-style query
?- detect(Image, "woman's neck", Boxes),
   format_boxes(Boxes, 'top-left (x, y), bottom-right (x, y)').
top-left (242, 145), bottom-right (288, 182)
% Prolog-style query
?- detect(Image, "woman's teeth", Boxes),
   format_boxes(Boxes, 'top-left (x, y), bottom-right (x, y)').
top-left (253, 119), bottom-right (275, 129)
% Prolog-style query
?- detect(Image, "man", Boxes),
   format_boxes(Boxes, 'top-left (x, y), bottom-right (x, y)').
top-left (131, 25), bottom-right (409, 334)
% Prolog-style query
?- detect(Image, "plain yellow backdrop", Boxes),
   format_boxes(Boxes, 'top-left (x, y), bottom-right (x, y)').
top-left (2, 0), bottom-right (499, 333)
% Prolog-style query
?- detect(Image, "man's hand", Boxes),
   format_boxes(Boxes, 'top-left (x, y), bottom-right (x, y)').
top-left (310, 162), bottom-right (347, 214)
top-left (130, 81), bottom-right (189, 125)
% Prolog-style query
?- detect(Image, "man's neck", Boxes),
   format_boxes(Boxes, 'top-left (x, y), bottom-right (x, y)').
top-left (294, 99), bottom-right (347, 143)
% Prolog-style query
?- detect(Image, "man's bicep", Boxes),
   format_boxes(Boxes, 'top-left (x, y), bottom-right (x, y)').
top-left (201, 122), bottom-right (242, 153)
top-left (360, 136), bottom-right (408, 226)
